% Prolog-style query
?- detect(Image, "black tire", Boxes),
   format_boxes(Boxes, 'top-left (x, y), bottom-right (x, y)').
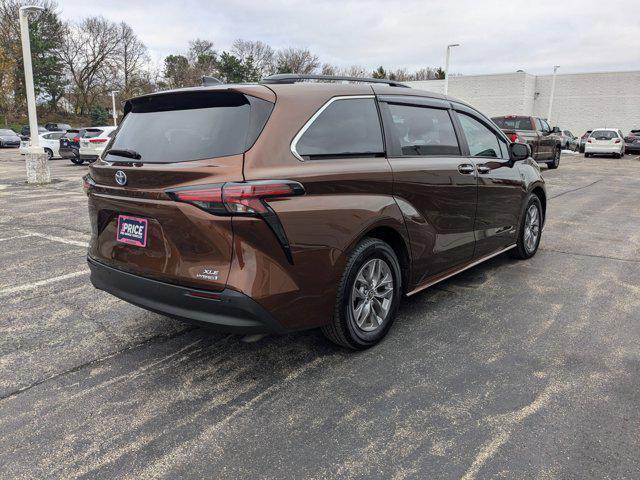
top-left (509, 194), bottom-right (543, 260)
top-left (584, 152), bottom-right (591, 158)
top-left (70, 156), bottom-right (84, 165)
top-left (322, 238), bottom-right (402, 350)
top-left (44, 148), bottom-right (53, 160)
top-left (547, 147), bottom-right (560, 169)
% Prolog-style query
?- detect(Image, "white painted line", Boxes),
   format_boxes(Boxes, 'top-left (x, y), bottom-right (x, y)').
top-left (0, 269), bottom-right (89, 297)
top-left (20, 230), bottom-right (89, 248)
top-left (0, 234), bottom-right (33, 242)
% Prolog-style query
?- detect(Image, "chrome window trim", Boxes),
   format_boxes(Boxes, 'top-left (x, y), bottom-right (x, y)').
top-left (290, 95), bottom-right (376, 161)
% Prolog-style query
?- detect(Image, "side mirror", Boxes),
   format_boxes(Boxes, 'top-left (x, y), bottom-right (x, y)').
top-left (510, 142), bottom-right (530, 162)
top-left (552, 126), bottom-right (561, 134)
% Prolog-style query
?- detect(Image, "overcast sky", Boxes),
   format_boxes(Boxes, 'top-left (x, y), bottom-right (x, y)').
top-left (57, 0), bottom-right (639, 76)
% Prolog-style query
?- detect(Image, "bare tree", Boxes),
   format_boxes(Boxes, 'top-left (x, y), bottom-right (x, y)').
top-left (59, 16), bottom-right (121, 114)
top-left (188, 38), bottom-right (217, 78)
top-left (320, 63), bottom-right (338, 76)
top-left (116, 21), bottom-right (149, 98)
top-left (341, 65), bottom-right (368, 78)
top-left (413, 67), bottom-right (437, 80)
top-left (232, 39), bottom-right (274, 78)
top-left (275, 47), bottom-right (319, 74)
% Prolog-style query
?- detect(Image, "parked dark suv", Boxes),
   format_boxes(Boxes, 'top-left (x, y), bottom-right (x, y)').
top-left (86, 75), bottom-right (546, 349)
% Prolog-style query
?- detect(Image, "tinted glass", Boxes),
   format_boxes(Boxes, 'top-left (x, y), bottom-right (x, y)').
top-left (497, 136), bottom-right (510, 159)
top-left (109, 92), bottom-right (256, 163)
top-left (590, 130), bottom-right (617, 139)
top-left (457, 113), bottom-right (501, 158)
top-left (84, 129), bottom-right (103, 138)
top-left (540, 119), bottom-right (551, 132)
top-left (492, 116), bottom-right (533, 130)
top-left (296, 98), bottom-right (383, 158)
top-left (385, 104), bottom-right (460, 156)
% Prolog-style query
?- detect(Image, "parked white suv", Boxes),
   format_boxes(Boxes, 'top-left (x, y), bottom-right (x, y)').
top-left (79, 126), bottom-right (117, 163)
top-left (584, 129), bottom-right (625, 158)
top-left (19, 131), bottom-right (66, 159)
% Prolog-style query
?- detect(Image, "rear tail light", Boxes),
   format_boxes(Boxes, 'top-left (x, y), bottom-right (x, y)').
top-left (587, 138), bottom-right (592, 143)
top-left (614, 138), bottom-right (621, 144)
top-left (168, 181), bottom-right (305, 263)
top-left (89, 138), bottom-right (108, 143)
top-left (82, 174), bottom-right (95, 194)
top-left (73, 136), bottom-right (80, 142)
top-left (509, 133), bottom-right (519, 143)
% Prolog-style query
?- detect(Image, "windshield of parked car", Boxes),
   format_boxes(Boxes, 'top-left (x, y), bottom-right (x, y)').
top-left (590, 130), bottom-right (617, 140)
top-left (0, 129), bottom-right (16, 136)
top-left (106, 91), bottom-right (270, 163)
top-left (491, 116), bottom-right (533, 130)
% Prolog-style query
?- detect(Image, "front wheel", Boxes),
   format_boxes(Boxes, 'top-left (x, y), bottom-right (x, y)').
top-left (509, 194), bottom-right (543, 260)
top-left (70, 156), bottom-right (84, 165)
top-left (322, 238), bottom-right (402, 350)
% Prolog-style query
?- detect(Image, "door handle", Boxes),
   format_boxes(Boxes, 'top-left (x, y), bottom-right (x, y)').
top-left (477, 165), bottom-right (491, 174)
top-left (457, 164), bottom-right (475, 174)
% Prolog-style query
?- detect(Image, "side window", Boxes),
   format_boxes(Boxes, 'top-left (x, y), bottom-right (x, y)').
top-left (535, 118), bottom-right (544, 131)
top-left (457, 113), bottom-right (501, 158)
top-left (295, 98), bottom-right (384, 159)
top-left (384, 104), bottom-right (460, 156)
top-left (497, 136), bottom-right (510, 160)
top-left (540, 119), bottom-right (551, 132)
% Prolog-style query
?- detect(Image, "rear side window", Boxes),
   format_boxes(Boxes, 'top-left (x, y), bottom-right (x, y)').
top-left (108, 91), bottom-right (273, 163)
top-left (457, 113), bottom-right (501, 158)
top-left (492, 116), bottom-right (533, 130)
top-left (295, 98), bottom-right (384, 159)
top-left (385, 104), bottom-right (460, 156)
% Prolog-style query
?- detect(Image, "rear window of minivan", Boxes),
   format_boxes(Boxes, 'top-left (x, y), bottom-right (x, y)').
top-left (106, 91), bottom-right (273, 163)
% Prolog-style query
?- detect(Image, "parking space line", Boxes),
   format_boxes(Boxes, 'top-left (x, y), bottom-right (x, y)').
top-left (20, 230), bottom-right (89, 248)
top-left (0, 234), bottom-right (33, 242)
top-left (0, 270), bottom-right (89, 297)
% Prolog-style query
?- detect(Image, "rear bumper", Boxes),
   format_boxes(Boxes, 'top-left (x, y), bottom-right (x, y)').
top-left (585, 145), bottom-right (621, 154)
top-left (88, 256), bottom-right (287, 334)
top-left (80, 153), bottom-right (98, 162)
top-left (59, 147), bottom-right (78, 158)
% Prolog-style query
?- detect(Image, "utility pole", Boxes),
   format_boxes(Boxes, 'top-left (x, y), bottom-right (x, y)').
top-left (111, 91), bottom-right (119, 126)
top-left (547, 65), bottom-right (560, 124)
top-left (19, 5), bottom-right (50, 184)
top-left (443, 43), bottom-right (460, 95)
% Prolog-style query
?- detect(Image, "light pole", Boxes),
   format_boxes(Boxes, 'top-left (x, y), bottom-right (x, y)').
top-left (111, 91), bottom-right (119, 126)
top-left (443, 43), bottom-right (460, 95)
top-left (19, 5), bottom-right (50, 184)
top-left (547, 65), bottom-right (560, 124)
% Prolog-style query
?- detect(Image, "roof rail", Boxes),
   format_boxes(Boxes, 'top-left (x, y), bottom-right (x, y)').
top-left (260, 74), bottom-right (411, 88)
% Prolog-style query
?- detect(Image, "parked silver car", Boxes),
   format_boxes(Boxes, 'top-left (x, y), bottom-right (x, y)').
top-left (0, 129), bottom-right (21, 148)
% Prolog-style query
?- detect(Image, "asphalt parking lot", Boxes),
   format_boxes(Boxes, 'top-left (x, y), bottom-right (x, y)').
top-left (1, 149), bottom-right (639, 479)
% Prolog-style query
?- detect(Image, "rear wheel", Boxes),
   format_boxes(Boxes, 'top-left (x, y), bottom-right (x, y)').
top-left (70, 156), bottom-right (84, 165)
top-left (322, 238), bottom-right (401, 350)
top-left (585, 152), bottom-right (591, 158)
top-left (547, 147), bottom-right (560, 169)
top-left (509, 194), bottom-right (543, 260)
top-left (44, 148), bottom-right (53, 160)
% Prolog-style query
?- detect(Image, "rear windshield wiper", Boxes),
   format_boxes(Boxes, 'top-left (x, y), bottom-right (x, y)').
top-left (105, 149), bottom-right (142, 160)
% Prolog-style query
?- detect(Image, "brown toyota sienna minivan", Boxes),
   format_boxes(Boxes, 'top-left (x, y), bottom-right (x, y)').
top-left (86, 74), bottom-right (546, 349)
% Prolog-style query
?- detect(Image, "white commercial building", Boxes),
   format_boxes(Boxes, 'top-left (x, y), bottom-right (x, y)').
top-left (407, 70), bottom-right (640, 136)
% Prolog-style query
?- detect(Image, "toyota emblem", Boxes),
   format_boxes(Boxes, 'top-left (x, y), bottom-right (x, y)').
top-left (115, 170), bottom-right (127, 186)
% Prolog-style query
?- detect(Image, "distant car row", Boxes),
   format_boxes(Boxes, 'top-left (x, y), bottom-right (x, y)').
top-left (10, 125), bottom-right (116, 164)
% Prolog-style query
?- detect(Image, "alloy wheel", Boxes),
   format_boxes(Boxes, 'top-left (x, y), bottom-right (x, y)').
top-left (523, 204), bottom-right (541, 253)
top-left (351, 258), bottom-right (394, 332)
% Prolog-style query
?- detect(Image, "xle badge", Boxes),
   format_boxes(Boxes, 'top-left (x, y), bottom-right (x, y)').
top-left (196, 268), bottom-right (219, 281)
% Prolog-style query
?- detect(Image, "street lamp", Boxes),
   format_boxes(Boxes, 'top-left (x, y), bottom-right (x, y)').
top-left (443, 43), bottom-right (460, 95)
top-left (19, 5), bottom-right (50, 184)
top-left (111, 91), bottom-right (119, 126)
top-left (547, 65), bottom-right (560, 124)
